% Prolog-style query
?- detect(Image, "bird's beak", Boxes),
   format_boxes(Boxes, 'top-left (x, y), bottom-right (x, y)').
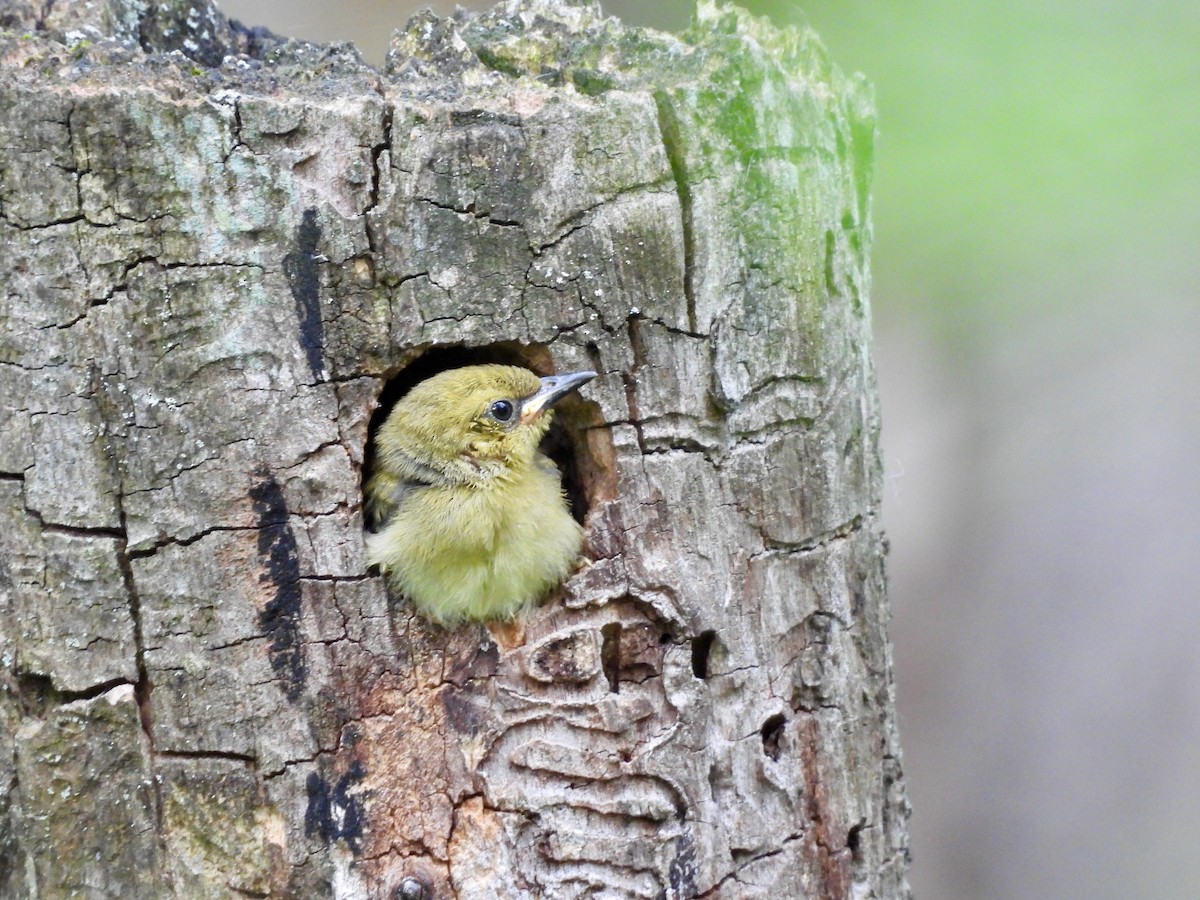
top-left (520, 370), bottom-right (597, 423)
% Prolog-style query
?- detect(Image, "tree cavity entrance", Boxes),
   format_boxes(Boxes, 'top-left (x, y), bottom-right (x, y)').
top-left (362, 341), bottom-right (610, 532)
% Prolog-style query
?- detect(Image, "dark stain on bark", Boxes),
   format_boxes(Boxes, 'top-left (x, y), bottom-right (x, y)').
top-left (441, 682), bottom-right (490, 737)
top-left (283, 208), bottom-right (325, 380)
top-left (305, 760), bottom-right (366, 853)
top-left (250, 471), bottom-right (306, 702)
top-left (663, 832), bottom-right (698, 898)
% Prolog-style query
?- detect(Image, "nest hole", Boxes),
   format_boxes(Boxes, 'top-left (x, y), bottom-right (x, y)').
top-left (363, 342), bottom-right (609, 531)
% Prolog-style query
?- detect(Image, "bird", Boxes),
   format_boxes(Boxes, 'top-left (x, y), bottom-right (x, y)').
top-left (364, 364), bottom-right (596, 625)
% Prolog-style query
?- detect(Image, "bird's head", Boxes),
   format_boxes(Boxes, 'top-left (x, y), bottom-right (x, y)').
top-left (376, 364), bottom-right (596, 484)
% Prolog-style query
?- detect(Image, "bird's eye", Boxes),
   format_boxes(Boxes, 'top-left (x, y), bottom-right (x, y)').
top-left (489, 399), bottom-right (515, 422)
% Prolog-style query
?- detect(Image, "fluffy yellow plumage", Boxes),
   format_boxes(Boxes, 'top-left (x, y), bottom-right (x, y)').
top-left (364, 364), bottom-right (595, 625)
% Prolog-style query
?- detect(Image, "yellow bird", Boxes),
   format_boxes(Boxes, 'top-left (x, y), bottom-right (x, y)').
top-left (364, 364), bottom-right (596, 625)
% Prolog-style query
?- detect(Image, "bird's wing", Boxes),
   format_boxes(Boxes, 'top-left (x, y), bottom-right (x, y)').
top-left (365, 444), bottom-right (452, 532)
top-left (364, 470), bottom-right (426, 532)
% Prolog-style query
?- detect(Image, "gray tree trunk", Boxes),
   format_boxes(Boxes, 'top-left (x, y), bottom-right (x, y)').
top-left (0, 0), bottom-right (910, 896)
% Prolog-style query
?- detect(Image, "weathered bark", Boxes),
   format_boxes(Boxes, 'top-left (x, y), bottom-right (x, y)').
top-left (0, 0), bottom-right (910, 896)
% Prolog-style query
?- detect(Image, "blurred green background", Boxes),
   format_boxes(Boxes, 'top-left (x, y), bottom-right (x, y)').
top-left (219, 0), bottom-right (1200, 896)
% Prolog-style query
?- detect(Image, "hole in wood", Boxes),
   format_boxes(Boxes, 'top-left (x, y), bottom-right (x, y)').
top-left (691, 630), bottom-right (716, 679)
top-left (363, 341), bottom-right (609, 532)
top-left (847, 820), bottom-right (865, 865)
top-left (395, 875), bottom-right (429, 900)
top-left (760, 713), bottom-right (786, 761)
top-left (600, 622), bottom-right (622, 693)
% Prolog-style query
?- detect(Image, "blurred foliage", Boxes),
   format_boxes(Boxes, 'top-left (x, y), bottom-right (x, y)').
top-left (769, 0), bottom-right (1200, 334)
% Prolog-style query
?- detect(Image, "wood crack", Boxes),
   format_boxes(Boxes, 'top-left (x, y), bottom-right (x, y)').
top-left (653, 91), bottom-right (697, 334)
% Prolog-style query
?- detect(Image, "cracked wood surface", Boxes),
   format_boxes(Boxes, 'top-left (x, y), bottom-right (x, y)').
top-left (0, 0), bottom-right (911, 896)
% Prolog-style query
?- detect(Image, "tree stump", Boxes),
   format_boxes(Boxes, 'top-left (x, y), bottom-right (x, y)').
top-left (0, 0), bottom-right (910, 896)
